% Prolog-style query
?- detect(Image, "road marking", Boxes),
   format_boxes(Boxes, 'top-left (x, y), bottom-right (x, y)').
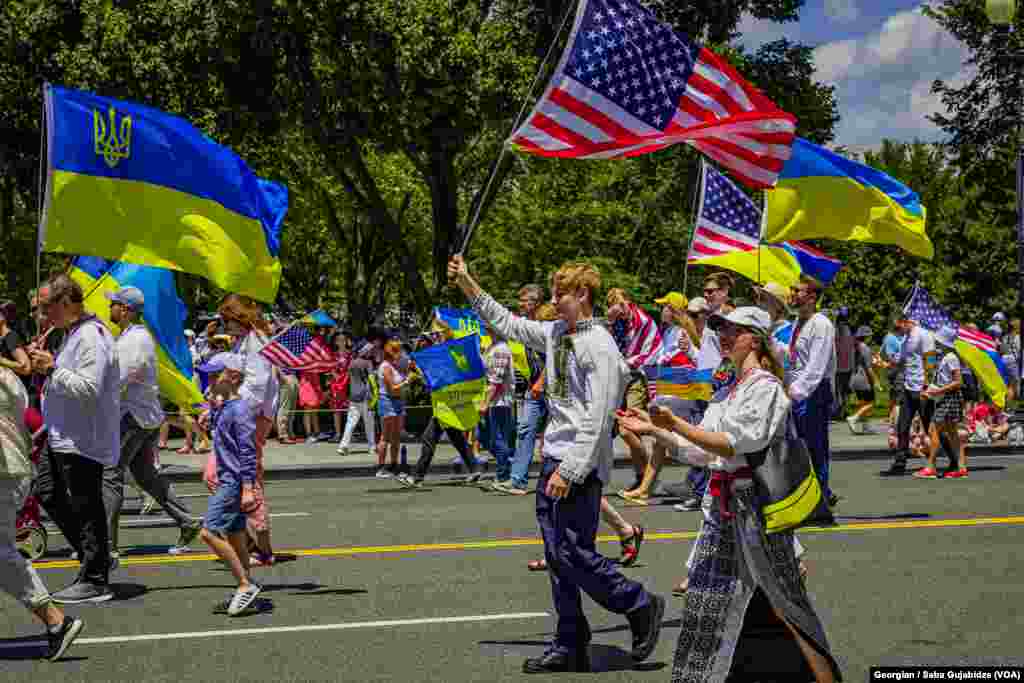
top-left (44, 512), bottom-right (311, 533)
top-left (32, 514), bottom-right (1024, 570)
top-left (0, 613), bottom-right (550, 649)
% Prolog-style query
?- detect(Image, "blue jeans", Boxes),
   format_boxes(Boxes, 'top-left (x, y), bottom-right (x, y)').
top-left (793, 379), bottom-right (833, 499)
top-left (510, 397), bottom-right (547, 489)
top-left (535, 458), bottom-right (650, 652)
top-left (479, 406), bottom-right (515, 481)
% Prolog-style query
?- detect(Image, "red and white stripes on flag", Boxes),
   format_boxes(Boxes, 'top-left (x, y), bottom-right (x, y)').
top-left (622, 303), bottom-right (662, 369)
top-left (508, 0), bottom-right (796, 189)
top-left (259, 325), bottom-right (336, 372)
top-left (687, 161), bottom-right (762, 262)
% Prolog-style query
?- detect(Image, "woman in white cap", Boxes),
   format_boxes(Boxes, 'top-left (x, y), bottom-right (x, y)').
top-left (914, 325), bottom-right (966, 479)
top-left (846, 325), bottom-right (878, 434)
top-left (617, 307), bottom-right (840, 683)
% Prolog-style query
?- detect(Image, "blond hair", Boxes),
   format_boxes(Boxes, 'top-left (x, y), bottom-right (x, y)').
top-left (383, 339), bottom-right (403, 357)
top-left (535, 303), bottom-right (558, 321)
top-left (218, 294), bottom-right (272, 335)
top-left (553, 262), bottom-right (601, 307)
top-left (754, 333), bottom-right (784, 380)
top-left (605, 287), bottom-right (629, 308)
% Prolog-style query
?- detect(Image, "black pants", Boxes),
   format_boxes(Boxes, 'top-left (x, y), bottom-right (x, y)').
top-left (414, 417), bottom-right (477, 480)
top-left (36, 447), bottom-right (110, 584)
top-left (895, 390), bottom-right (933, 466)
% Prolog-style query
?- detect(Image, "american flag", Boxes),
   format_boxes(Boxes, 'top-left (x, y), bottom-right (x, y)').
top-left (904, 284), bottom-right (999, 355)
top-left (509, 0), bottom-right (796, 188)
top-left (688, 163), bottom-right (761, 261)
top-left (259, 325), bottom-right (336, 371)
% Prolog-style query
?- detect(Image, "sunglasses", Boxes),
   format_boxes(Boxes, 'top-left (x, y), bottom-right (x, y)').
top-left (703, 288), bottom-right (719, 296)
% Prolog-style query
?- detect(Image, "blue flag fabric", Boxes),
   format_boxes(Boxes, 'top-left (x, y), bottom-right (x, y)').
top-left (70, 256), bottom-right (204, 410)
top-left (42, 84), bottom-right (288, 302)
top-left (410, 336), bottom-right (488, 431)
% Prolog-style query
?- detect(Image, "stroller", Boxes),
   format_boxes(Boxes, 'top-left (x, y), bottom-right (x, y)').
top-left (16, 407), bottom-right (48, 561)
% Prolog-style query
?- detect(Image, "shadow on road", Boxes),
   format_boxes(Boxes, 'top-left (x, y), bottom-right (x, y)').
top-left (478, 640), bottom-right (665, 673)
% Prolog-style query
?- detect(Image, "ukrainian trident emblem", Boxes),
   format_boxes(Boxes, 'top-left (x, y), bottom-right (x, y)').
top-left (93, 106), bottom-right (132, 168)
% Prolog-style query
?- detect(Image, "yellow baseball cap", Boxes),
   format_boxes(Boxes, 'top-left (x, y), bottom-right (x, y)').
top-left (654, 291), bottom-right (688, 310)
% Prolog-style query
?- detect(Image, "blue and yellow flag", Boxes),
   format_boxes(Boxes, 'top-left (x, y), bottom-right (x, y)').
top-left (763, 138), bottom-right (932, 260)
top-left (301, 309), bottom-right (337, 327)
top-left (411, 336), bottom-right (488, 431)
top-left (41, 84), bottom-right (289, 302)
top-left (433, 306), bottom-right (530, 378)
top-left (70, 256), bottom-right (205, 411)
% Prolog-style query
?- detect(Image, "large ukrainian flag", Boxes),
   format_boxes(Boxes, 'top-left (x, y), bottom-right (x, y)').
top-left (70, 256), bottom-right (205, 411)
top-left (411, 335), bottom-right (488, 431)
top-left (763, 138), bottom-right (932, 260)
top-left (40, 85), bottom-right (288, 302)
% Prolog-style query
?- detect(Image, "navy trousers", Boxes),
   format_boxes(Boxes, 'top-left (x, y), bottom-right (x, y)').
top-left (535, 458), bottom-right (650, 653)
top-left (793, 379), bottom-right (834, 500)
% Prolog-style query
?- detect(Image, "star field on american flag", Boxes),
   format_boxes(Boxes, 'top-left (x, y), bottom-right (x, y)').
top-left (688, 164), bottom-right (760, 261)
top-left (508, 0), bottom-right (797, 189)
top-left (259, 324), bottom-right (336, 371)
top-left (904, 284), bottom-right (998, 354)
top-left (566, 1), bottom-right (696, 131)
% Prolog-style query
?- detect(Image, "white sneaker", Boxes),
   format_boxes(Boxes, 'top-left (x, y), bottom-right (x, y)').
top-left (375, 468), bottom-right (393, 479)
top-left (846, 417), bottom-right (862, 435)
top-left (337, 446), bottom-right (350, 456)
top-left (227, 582), bottom-right (262, 616)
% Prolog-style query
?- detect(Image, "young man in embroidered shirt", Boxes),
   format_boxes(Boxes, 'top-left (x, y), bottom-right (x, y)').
top-left (787, 277), bottom-right (839, 510)
top-left (605, 288), bottom-right (661, 491)
top-left (448, 255), bottom-right (665, 675)
top-left (101, 287), bottom-right (202, 557)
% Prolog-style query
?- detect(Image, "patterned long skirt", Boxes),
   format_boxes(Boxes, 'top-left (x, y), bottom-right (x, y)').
top-left (672, 482), bottom-right (842, 683)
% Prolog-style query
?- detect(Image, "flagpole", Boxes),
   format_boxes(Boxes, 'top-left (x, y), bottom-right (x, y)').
top-left (757, 193), bottom-right (765, 285)
top-left (34, 86), bottom-right (47, 336)
top-left (683, 159), bottom-right (706, 297)
top-left (459, 0), bottom-right (579, 256)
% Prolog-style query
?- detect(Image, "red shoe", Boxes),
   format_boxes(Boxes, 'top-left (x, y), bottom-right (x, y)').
top-left (912, 467), bottom-right (938, 479)
top-left (945, 468), bottom-right (968, 479)
top-left (277, 438), bottom-right (293, 446)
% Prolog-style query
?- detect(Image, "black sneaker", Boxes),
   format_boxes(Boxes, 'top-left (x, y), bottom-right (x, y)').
top-left (628, 593), bottom-right (665, 661)
top-left (52, 581), bottom-right (113, 604)
top-left (46, 616), bottom-right (84, 661)
top-left (523, 647), bottom-right (590, 674)
top-left (827, 493), bottom-right (841, 507)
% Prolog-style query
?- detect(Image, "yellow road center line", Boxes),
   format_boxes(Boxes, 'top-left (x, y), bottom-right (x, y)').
top-left (32, 515), bottom-right (1024, 570)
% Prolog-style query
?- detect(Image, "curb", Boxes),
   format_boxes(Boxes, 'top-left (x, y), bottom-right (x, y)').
top-left (161, 445), bottom-right (1024, 483)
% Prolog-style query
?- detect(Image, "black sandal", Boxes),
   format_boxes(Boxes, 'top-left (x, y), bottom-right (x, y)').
top-left (619, 525), bottom-right (644, 567)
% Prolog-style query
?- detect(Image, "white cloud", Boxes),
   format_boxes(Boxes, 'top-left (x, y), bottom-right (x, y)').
top-left (811, 6), bottom-right (971, 146)
top-left (824, 0), bottom-right (860, 23)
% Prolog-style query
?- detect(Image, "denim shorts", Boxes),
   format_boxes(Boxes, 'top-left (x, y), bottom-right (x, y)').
top-left (378, 393), bottom-right (405, 418)
top-left (204, 476), bottom-right (247, 538)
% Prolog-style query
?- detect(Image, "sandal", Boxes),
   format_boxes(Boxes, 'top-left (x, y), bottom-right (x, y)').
top-left (176, 445), bottom-right (194, 455)
top-left (619, 493), bottom-right (649, 506)
top-left (672, 578), bottom-right (689, 597)
top-left (619, 525), bottom-right (644, 567)
top-left (527, 559), bottom-right (547, 572)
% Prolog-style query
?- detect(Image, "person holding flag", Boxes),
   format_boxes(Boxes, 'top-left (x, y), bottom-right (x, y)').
top-left (448, 255), bottom-right (665, 674)
top-left (914, 326), bottom-right (967, 479)
top-left (100, 287), bottom-right (202, 557)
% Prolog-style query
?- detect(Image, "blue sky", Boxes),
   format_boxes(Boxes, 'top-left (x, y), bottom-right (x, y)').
top-left (738, 1), bottom-right (972, 150)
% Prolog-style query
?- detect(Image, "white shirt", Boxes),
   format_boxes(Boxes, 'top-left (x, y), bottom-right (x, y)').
top-left (116, 324), bottom-right (164, 429)
top-left (237, 331), bottom-right (279, 419)
top-left (669, 368), bottom-right (790, 474)
top-left (896, 325), bottom-right (929, 392)
top-left (43, 317), bottom-right (121, 466)
top-left (0, 368), bottom-right (32, 479)
top-left (931, 352), bottom-right (961, 390)
top-left (697, 324), bottom-right (722, 373)
top-left (786, 312), bottom-right (836, 401)
top-left (472, 293), bottom-right (628, 485)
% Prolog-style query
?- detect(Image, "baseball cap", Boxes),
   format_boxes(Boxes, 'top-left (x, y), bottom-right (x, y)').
top-left (935, 325), bottom-right (958, 349)
top-left (104, 286), bottom-right (145, 311)
top-left (707, 306), bottom-right (772, 336)
top-left (992, 312), bottom-right (1007, 322)
top-left (855, 325), bottom-right (873, 339)
top-left (654, 291), bottom-right (687, 310)
top-left (687, 297), bottom-right (711, 314)
top-left (198, 352), bottom-right (245, 374)
top-left (987, 324), bottom-right (1003, 337)
top-left (184, 329), bottom-right (195, 338)
top-left (752, 282), bottom-right (789, 307)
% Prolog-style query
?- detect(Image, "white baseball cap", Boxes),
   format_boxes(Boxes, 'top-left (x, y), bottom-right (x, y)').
top-left (992, 312), bottom-right (1007, 322)
top-left (686, 296), bottom-right (711, 313)
top-left (198, 352), bottom-right (245, 374)
top-left (707, 306), bottom-right (772, 335)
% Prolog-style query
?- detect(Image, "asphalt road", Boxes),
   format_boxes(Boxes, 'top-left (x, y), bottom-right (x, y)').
top-left (3, 454), bottom-right (1024, 682)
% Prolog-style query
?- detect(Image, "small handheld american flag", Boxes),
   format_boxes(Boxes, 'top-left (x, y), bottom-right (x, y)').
top-left (259, 325), bottom-right (336, 372)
